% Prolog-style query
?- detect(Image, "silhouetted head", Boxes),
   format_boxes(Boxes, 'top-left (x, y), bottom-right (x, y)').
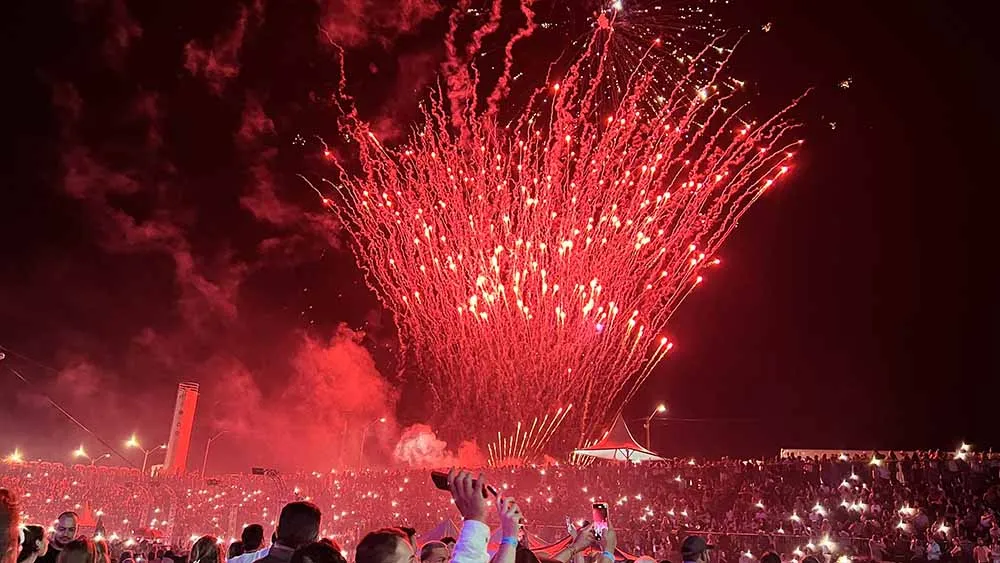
top-left (275, 503), bottom-right (321, 550)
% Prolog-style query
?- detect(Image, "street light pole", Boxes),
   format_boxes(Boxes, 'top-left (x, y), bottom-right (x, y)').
top-left (139, 445), bottom-right (166, 475)
top-left (201, 430), bottom-right (228, 476)
top-left (644, 404), bottom-right (667, 450)
top-left (358, 417), bottom-right (386, 470)
top-left (90, 453), bottom-right (112, 467)
top-left (126, 435), bottom-right (166, 475)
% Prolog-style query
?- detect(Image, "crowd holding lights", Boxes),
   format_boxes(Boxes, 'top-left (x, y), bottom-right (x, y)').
top-left (317, 0), bottom-right (803, 450)
top-left (2, 4), bottom-right (988, 563)
top-left (4, 447), bottom-right (1000, 563)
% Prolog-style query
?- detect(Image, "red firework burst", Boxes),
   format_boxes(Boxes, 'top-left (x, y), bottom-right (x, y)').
top-left (316, 1), bottom-right (804, 452)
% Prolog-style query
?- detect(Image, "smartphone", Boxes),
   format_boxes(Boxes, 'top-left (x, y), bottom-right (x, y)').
top-left (593, 502), bottom-right (609, 532)
top-left (431, 471), bottom-right (499, 498)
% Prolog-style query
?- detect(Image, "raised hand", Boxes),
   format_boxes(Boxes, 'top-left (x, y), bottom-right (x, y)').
top-left (447, 468), bottom-right (489, 523)
top-left (598, 523), bottom-right (617, 558)
top-left (497, 497), bottom-right (523, 538)
top-left (570, 523), bottom-right (597, 553)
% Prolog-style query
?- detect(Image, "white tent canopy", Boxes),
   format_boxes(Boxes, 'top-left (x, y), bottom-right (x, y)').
top-left (573, 414), bottom-right (665, 463)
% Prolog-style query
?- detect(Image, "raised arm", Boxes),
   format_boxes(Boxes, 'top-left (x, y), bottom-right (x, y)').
top-left (448, 469), bottom-right (491, 563)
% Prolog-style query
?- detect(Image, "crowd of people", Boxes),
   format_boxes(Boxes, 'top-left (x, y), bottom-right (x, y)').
top-left (2, 451), bottom-right (1000, 563)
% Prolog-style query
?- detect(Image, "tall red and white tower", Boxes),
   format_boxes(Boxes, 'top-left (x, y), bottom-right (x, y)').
top-left (163, 382), bottom-right (199, 475)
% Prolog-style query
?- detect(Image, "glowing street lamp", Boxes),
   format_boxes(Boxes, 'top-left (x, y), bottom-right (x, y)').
top-left (644, 403), bottom-right (667, 450)
top-left (125, 435), bottom-right (167, 475)
top-left (74, 446), bottom-right (110, 466)
top-left (359, 417), bottom-right (387, 469)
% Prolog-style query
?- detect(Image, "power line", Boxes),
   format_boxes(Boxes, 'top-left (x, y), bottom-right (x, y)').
top-left (0, 349), bottom-right (136, 468)
top-left (0, 343), bottom-right (62, 374)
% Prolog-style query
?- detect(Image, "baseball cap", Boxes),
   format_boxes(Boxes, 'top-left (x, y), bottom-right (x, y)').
top-left (681, 536), bottom-right (713, 560)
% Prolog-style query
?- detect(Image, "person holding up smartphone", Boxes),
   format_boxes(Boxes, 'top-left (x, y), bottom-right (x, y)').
top-left (551, 524), bottom-right (597, 563)
top-left (552, 520), bottom-right (617, 563)
top-left (598, 523), bottom-right (617, 563)
top-left (445, 469), bottom-right (497, 563)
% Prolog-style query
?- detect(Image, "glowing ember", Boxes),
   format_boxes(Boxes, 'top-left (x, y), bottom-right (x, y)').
top-left (318, 1), bottom-right (803, 447)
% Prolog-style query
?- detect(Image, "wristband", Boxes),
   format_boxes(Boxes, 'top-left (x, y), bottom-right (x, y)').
top-left (602, 551), bottom-right (615, 561)
top-left (501, 537), bottom-right (519, 547)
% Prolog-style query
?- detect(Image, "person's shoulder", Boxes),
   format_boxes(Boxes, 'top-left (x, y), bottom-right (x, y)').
top-left (257, 548), bottom-right (291, 563)
top-left (232, 550), bottom-right (269, 563)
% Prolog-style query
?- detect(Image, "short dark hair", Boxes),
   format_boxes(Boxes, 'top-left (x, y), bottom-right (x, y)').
top-left (760, 553), bottom-right (780, 563)
top-left (227, 542), bottom-right (245, 559)
top-left (57, 512), bottom-right (80, 522)
top-left (419, 542), bottom-right (447, 562)
top-left (276, 502), bottom-right (321, 549)
top-left (318, 539), bottom-right (342, 553)
top-left (439, 538), bottom-right (455, 547)
top-left (356, 529), bottom-right (410, 563)
top-left (242, 525), bottom-right (265, 551)
top-left (291, 542), bottom-right (346, 563)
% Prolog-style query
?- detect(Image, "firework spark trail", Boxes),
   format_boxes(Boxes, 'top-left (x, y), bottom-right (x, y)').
top-left (321, 1), bottom-right (803, 451)
top-left (484, 0), bottom-right (536, 114)
top-left (485, 404), bottom-right (570, 465)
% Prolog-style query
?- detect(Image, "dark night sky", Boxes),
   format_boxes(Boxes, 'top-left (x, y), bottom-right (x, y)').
top-left (1, 0), bottom-right (997, 470)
